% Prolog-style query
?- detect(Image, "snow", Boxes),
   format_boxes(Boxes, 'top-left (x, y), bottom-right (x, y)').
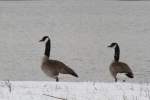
top-left (0, 81), bottom-right (149, 100)
top-left (0, 0), bottom-right (150, 82)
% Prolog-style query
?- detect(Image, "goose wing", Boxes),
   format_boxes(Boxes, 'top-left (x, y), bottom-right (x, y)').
top-left (48, 60), bottom-right (78, 77)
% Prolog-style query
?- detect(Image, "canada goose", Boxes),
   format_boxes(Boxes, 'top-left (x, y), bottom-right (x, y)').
top-left (108, 42), bottom-right (134, 82)
top-left (39, 36), bottom-right (78, 82)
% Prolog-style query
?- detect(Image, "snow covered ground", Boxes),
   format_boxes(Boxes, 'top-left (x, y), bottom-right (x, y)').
top-left (0, 0), bottom-right (150, 82)
top-left (0, 81), bottom-right (150, 100)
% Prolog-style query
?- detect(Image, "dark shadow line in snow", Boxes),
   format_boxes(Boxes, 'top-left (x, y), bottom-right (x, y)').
top-left (43, 94), bottom-right (67, 100)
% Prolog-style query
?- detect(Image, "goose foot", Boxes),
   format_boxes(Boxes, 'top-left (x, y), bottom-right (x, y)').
top-left (123, 80), bottom-right (126, 82)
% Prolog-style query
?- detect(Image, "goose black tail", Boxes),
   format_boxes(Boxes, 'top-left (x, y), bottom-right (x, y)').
top-left (126, 72), bottom-right (134, 78)
top-left (62, 67), bottom-right (78, 78)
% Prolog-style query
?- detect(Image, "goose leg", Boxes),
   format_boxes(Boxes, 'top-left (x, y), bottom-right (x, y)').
top-left (56, 77), bottom-right (59, 82)
top-left (115, 77), bottom-right (117, 82)
top-left (112, 72), bottom-right (117, 82)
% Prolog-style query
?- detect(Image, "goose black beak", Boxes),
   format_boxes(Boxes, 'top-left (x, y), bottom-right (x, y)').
top-left (39, 40), bottom-right (43, 42)
top-left (107, 45), bottom-right (111, 47)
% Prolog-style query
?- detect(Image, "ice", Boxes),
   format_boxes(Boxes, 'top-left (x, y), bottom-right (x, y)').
top-left (0, 0), bottom-right (149, 82)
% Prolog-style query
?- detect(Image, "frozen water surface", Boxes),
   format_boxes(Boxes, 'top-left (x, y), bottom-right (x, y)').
top-left (0, 0), bottom-right (149, 82)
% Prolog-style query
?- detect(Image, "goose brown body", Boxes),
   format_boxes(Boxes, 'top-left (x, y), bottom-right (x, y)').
top-left (110, 61), bottom-right (133, 82)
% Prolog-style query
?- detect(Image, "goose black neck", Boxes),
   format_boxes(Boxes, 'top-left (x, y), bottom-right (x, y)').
top-left (44, 39), bottom-right (51, 58)
top-left (114, 44), bottom-right (120, 62)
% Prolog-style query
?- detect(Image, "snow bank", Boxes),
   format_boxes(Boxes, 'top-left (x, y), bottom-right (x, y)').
top-left (0, 81), bottom-right (150, 100)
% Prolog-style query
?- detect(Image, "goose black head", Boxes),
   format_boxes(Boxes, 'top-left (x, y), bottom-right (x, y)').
top-left (39, 36), bottom-right (49, 42)
top-left (108, 42), bottom-right (118, 48)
